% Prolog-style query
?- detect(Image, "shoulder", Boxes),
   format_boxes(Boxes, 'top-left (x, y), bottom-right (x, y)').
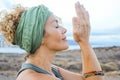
top-left (16, 69), bottom-right (57, 80)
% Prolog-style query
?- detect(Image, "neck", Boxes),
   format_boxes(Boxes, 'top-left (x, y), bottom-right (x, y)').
top-left (25, 46), bottom-right (56, 74)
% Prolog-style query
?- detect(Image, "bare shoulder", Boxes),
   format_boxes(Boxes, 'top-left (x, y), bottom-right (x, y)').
top-left (16, 69), bottom-right (57, 80)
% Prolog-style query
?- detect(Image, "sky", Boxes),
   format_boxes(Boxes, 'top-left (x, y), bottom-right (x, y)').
top-left (0, 0), bottom-right (120, 35)
top-left (0, 0), bottom-right (120, 52)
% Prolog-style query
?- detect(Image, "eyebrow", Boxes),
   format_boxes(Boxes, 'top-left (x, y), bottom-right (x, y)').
top-left (51, 19), bottom-right (58, 23)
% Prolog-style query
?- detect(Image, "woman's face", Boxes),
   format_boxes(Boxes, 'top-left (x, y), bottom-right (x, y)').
top-left (43, 14), bottom-right (68, 51)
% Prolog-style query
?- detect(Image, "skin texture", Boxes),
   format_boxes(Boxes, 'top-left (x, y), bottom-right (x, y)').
top-left (17, 1), bottom-right (104, 80)
top-left (42, 15), bottom-right (68, 51)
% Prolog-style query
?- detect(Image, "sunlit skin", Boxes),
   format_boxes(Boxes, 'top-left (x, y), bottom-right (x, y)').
top-left (17, 2), bottom-right (103, 80)
top-left (42, 15), bottom-right (68, 52)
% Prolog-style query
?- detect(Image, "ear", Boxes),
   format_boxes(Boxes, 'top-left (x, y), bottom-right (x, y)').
top-left (41, 38), bottom-right (45, 45)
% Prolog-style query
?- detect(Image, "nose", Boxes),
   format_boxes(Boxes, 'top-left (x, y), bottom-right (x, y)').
top-left (62, 26), bottom-right (67, 34)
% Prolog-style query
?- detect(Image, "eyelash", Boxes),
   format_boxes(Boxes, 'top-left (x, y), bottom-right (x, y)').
top-left (56, 26), bottom-right (59, 28)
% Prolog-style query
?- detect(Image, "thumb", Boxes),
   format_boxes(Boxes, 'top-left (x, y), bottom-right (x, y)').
top-left (72, 17), bottom-right (79, 30)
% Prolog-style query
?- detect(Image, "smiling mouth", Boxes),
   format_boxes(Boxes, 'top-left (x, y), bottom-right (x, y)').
top-left (62, 37), bottom-right (67, 41)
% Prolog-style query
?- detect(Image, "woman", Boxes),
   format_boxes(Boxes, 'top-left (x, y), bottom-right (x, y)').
top-left (0, 1), bottom-right (104, 80)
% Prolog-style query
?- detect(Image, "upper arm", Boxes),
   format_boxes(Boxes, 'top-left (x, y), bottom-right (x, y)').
top-left (55, 66), bottom-right (85, 80)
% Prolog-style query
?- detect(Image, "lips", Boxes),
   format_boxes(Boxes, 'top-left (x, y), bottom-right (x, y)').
top-left (62, 36), bottom-right (67, 41)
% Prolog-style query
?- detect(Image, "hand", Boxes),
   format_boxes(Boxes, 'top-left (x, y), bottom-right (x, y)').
top-left (72, 2), bottom-right (90, 44)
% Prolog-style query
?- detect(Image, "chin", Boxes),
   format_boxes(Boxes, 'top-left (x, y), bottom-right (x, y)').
top-left (55, 42), bottom-right (69, 51)
top-left (62, 44), bottom-right (69, 50)
top-left (65, 45), bottom-right (69, 49)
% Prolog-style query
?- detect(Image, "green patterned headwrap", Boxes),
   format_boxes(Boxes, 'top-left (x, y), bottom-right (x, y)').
top-left (14, 5), bottom-right (52, 53)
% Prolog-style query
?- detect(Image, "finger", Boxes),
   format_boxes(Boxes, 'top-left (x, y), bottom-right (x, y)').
top-left (72, 17), bottom-right (79, 32)
top-left (80, 5), bottom-right (86, 20)
top-left (75, 2), bottom-right (83, 18)
top-left (79, 4), bottom-right (89, 21)
top-left (72, 17), bottom-right (84, 33)
top-left (83, 11), bottom-right (90, 31)
top-left (78, 4), bottom-right (90, 25)
top-left (83, 10), bottom-right (90, 23)
top-left (72, 17), bottom-right (78, 26)
top-left (72, 17), bottom-right (84, 28)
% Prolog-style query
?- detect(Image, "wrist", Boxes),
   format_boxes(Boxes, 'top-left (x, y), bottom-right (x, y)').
top-left (83, 70), bottom-right (104, 78)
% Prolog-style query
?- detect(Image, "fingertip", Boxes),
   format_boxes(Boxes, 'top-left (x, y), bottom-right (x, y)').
top-left (75, 2), bottom-right (77, 8)
top-left (76, 1), bottom-right (80, 4)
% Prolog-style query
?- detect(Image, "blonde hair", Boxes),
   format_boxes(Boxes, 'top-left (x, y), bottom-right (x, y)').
top-left (0, 5), bottom-right (25, 44)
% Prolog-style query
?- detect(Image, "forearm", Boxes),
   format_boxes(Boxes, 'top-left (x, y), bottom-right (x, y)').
top-left (79, 42), bottom-right (102, 74)
top-left (73, 2), bottom-right (104, 80)
top-left (79, 42), bottom-right (104, 80)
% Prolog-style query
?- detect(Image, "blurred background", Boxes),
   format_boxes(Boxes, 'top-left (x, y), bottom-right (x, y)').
top-left (0, 0), bottom-right (120, 51)
top-left (0, 0), bottom-right (120, 80)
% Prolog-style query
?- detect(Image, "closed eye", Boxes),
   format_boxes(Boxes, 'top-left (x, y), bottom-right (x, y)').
top-left (55, 26), bottom-right (59, 28)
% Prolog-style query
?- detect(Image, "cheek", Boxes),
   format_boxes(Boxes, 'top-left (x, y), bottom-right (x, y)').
top-left (44, 31), bottom-right (62, 47)
top-left (47, 31), bottom-right (61, 43)
top-left (45, 28), bottom-right (61, 41)
top-left (43, 31), bottom-right (68, 50)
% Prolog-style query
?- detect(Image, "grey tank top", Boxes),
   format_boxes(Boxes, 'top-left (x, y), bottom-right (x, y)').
top-left (17, 63), bottom-right (63, 80)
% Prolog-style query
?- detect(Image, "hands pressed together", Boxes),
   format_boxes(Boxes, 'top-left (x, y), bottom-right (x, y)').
top-left (72, 2), bottom-right (90, 44)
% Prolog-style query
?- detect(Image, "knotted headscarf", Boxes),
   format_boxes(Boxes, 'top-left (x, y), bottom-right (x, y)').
top-left (14, 5), bottom-right (52, 53)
